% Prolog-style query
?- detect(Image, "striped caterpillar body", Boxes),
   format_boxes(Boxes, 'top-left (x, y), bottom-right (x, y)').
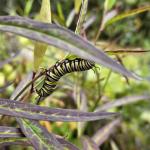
top-left (36, 58), bottom-right (95, 98)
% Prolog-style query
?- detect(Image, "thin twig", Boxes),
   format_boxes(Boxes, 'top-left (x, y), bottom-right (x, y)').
top-left (13, 71), bottom-right (46, 101)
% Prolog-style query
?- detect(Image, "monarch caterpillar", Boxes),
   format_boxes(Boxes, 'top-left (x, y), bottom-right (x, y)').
top-left (35, 58), bottom-right (95, 102)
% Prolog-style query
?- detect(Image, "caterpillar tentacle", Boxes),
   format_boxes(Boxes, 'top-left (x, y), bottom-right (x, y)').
top-left (36, 58), bottom-right (95, 100)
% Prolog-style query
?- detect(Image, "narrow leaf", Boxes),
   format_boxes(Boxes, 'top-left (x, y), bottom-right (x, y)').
top-left (104, 0), bottom-right (116, 12)
top-left (0, 16), bottom-right (143, 80)
top-left (92, 119), bottom-right (121, 146)
top-left (0, 126), bottom-right (80, 150)
top-left (106, 6), bottom-right (150, 25)
top-left (96, 94), bottom-right (150, 112)
top-left (82, 136), bottom-right (99, 150)
top-left (0, 138), bottom-right (31, 147)
top-left (74, 0), bottom-right (82, 14)
top-left (0, 98), bottom-right (117, 122)
top-left (100, 9), bottom-right (118, 31)
top-left (66, 9), bottom-right (76, 27)
top-left (16, 119), bottom-right (62, 150)
top-left (34, 0), bottom-right (51, 71)
top-left (24, 0), bottom-right (34, 16)
top-left (0, 126), bottom-right (24, 138)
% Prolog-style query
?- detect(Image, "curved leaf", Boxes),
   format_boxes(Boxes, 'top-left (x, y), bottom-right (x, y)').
top-left (0, 16), bottom-right (142, 80)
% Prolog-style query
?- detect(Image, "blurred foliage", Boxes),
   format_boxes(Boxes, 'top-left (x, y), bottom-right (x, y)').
top-left (0, 0), bottom-right (150, 150)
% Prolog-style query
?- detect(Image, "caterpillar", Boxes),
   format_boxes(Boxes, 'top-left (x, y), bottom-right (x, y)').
top-left (35, 58), bottom-right (95, 102)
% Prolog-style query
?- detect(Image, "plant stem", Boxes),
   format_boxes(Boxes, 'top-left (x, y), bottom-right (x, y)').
top-left (13, 71), bottom-right (46, 101)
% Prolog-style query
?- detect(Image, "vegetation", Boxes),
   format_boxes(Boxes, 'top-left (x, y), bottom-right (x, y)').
top-left (0, 0), bottom-right (150, 150)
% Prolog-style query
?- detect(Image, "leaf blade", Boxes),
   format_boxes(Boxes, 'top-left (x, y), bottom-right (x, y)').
top-left (0, 126), bottom-right (80, 150)
top-left (0, 16), bottom-right (143, 80)
top-left (34, 0), bottom-right (51, 71)
top-left (0, 98), bottom-right (117, 122)
top-left (16, 119), bottom-right (62, 150)
top-left (106, 6), bottom-right (150, 25)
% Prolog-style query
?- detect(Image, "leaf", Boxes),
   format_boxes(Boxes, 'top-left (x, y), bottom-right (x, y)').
top-left (24, 0), bottom-right (34, 16)
top-left (0, 126), bottom-right (80, 150)
top-left (0, 126), bottom-right (24, 138)
top-left (74, 0), bottom-right (82, 14)
top-left (16, 119), bottom-right (62, 150)
top-left (66, 0), bottom-right (88, 61)
top-left (100, 9), bottom-right (118, 31)
top-left (82, 136), bottom-right (99, 150)
top-left (106, 6), bottom-right (150, 25)
top-left (104, 0), bottom-right (116, 12)
top-left (0, 98), bottom-right (117, 122)
top-left (66, 9), bottom-right (76, 27)
top-left (34, 0), bottom-right (51, 71)
top-left (92, 118), bottom-right (121, 146)
top-left (56, 2), bottom-right (65, 22)
top-left (0, 16), bottom-right (143, 80)
top-left (0, 138), bottom-right (31, 147)
top-left (96, 94), bottom-right (150, 112)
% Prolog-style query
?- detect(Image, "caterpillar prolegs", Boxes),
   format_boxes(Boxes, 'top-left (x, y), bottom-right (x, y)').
top-left (35, 58), bottom-right (95, 102)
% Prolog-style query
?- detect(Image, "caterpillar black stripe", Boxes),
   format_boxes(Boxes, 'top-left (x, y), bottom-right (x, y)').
top-left (36, 58), bottom-right (95, 99)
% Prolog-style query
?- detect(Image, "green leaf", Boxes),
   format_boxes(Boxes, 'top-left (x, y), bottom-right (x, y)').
top-left (106, 6), bottom-right (150, 25)
top-left (57, 2), bottom-right (65, 22)
top-left (104, 0), bottom-right (116, 12)
top-left (34, 0), bottom-right (51, 71)
top-left (74, 0), bottom-right (82, 14)
top-left (16, 119), bottom-right (62, 150)
top-left (24, 0), bottom-right (34, 16)
top-left (0, 126), bottom-right (80, 150)
top-left (0, 16), bottom-right (143, 80)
